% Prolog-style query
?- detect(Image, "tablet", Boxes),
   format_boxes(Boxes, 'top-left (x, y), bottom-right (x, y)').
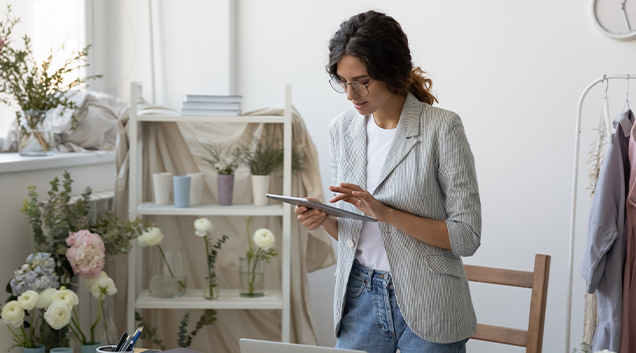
top-left (266, 194), bottom-right (378, 222)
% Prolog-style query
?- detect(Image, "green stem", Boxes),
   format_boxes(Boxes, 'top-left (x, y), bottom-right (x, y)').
top-left (89, 292), bottom-right (103, 344)
top-left (7, 325), bottom-right (25, 347)
top-left (20, 326), bottom-right (33, 348)
top-left (29, 311), bottom-right (36, 347)
top-left (158, 245), bottom-right (186, 288)
top-left (102, 298), bottom-right (110, 344)
top-left (203, 237), bottom-right (216, 297)
top-left (72, 308), bottom-right (87, 344)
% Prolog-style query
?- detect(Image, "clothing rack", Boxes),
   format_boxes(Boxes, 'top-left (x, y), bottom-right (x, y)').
top-left (566, 74), bottom-right (636, 353)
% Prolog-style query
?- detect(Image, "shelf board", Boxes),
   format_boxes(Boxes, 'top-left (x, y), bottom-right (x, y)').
top-left (136, 114), bottom-right (284, 123)
top-left (137, 203), bottom-right (284, 216)
top-left (135, 289), bottom-right (282, 309)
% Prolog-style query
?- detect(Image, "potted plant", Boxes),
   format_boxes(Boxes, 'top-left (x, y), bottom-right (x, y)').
top-left (0, 5), bottom-right (101, 156)
top-left (242, 135), bottom-right (304, 206)
top-left (201, 142), bottom-right (244, 206)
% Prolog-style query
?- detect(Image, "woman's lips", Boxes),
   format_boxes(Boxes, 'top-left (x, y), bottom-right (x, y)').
top-left (353, 101), bottom-right (367, 109)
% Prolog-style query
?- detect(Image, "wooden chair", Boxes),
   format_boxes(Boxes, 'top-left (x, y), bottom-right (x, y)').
top-left (465, 254), bottom-right (551, 353)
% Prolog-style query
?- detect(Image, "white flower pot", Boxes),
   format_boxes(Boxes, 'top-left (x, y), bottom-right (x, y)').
top-left (251, 175), bottom-right (270, 206)
top-left (188, 172), bottom-right (204, 205)
top-left (152, 172), bottom-right (172, 205)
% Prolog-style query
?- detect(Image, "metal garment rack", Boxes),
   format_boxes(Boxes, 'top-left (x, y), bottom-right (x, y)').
top-left (566, 74), bottom-right (636, 353)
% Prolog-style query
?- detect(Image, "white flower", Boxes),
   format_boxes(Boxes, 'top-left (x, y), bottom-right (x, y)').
top-left (138, 227), bottom-right (164, 247)
top-left (85, 271), bottom-right (117, 299)
top-left (44, 301), bottom-right (72, 330)
top-left (594, 350), bottom-right (615, 353)
top-left (194, 218), bottom-right (214, 237)
top-left (17, 290), bottom-right (39, 311)
top-left (36, 288), bottom-right (57, 309)
top-left (1, 301), bottom-right (25, 328)
top-left (52, 289), bottom-right (79, 307)
top-left (253, 228), bottom-right (275, 250)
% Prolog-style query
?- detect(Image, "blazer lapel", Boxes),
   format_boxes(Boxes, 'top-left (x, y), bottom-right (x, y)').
top-left (375, 93), bottom-right (421, 192)
top-left (343, 113), bottom-right (368, 191)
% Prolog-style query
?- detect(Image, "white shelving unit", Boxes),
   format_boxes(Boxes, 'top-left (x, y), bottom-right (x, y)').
top-left (126, 82), bottom-right (293, 342)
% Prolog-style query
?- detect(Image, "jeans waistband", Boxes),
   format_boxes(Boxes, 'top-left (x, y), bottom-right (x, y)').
top-left (351, 259), bottom-right (392, 284)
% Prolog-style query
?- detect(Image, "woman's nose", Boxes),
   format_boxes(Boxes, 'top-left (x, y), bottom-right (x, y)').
top-left (346, 85), bottom-right (359, 101)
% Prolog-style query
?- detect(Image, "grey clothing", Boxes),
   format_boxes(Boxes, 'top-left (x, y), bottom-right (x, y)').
top-left (329, 93), bottom-right (481, 343)
top-left (582, 110), bottom-right (635, 352)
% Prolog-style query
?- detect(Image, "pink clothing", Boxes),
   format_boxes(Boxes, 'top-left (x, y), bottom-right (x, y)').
top-left (620, 122), bottom-right (636, 353)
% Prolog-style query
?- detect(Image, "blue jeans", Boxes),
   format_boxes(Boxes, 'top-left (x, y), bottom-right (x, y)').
top-left (336, 260), bottom-right (468, 353)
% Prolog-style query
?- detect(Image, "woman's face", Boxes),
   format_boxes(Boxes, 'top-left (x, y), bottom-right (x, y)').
top-left (336, 55), bottom-right (393, 116)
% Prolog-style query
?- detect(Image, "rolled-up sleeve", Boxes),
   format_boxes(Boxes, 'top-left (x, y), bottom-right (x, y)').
top-left (438, 114), bottom-right (482, 257)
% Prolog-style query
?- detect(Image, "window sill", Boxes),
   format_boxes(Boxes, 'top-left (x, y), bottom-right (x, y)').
top-left (0, 151), bottom-right (115, 174)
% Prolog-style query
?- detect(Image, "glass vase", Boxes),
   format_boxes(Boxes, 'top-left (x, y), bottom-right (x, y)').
top-left (148, 247), bottom-right (187, 298)
top-left (239, 257), bottom-right (264, 298)
top-left (80, 342), bottom-right (101, 353)
top-left (203, 278), bottom-right (220, 300)
top-left (96, 296), bottom-right (118, 346)
top-left (18, 110), bottom-right (54, 156)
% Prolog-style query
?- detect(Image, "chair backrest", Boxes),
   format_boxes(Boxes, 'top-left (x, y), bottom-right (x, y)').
top-left (465, 254), bottom-right (551, 353)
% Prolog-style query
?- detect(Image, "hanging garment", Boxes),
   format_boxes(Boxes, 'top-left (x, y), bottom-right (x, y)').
top-left (582, 110), bottom-right (633, 352)
top-left (620, 110), bottom-right (636, 353)
top-left (584, 96), bottom-right (613, 345)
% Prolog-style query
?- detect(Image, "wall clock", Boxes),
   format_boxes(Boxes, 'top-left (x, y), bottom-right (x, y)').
top-left (593, 0), bottom-right (636, 40)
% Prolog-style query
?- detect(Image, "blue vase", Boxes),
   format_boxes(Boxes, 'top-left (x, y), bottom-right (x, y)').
top-left (173, 175), bottom-right (191, 208)
top-left (80, 342), bottom-right (101, 353)
top-left (22, 344), bottom-right (45, 353)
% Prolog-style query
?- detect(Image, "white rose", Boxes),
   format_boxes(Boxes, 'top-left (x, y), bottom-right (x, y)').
top-left (85, 271), bottom-right (117, 299)
top-left (36, 288), bottom-right (57, 309)
top-left (43, 301), bottom-right (72, 330)
top-left (194, 218), bottom-right (214, 237)
top-left (1, 301), bottom-right (25, 328)
top-left (138, 227), bottom-right (164, 247)
top-left (52, 289), bottom-right (79, 307)
top-left (253, 228), bottom-right (275, 250)
top-left (17, 290), bottom-right (39, 311)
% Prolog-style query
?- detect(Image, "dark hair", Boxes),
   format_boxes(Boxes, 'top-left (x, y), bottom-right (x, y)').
top-left (326, 10), bottom-right (438, 105)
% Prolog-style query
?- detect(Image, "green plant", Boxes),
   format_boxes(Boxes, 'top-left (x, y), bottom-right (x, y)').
top-left (177, 310), bottom-right (217, 348)
top-left (135, 312), bottom-right (166, 350)
top-left (204, 234), bottom-right (229, 296)
top-left (19, 171), bottom-right (148, 290)
top-left (242, 135), bottom-right (304, 175)
top-left (0, 4), bottom-right (101, 131)
top-left (571, 342), bottom-right (592, 353)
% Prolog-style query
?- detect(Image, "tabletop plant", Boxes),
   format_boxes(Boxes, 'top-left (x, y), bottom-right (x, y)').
top-left (194, 218), bottom-right (228, 300)
top-left (0, 4), bottom-right (101, 151)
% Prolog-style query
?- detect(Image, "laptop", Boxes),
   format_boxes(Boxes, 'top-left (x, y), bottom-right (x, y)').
top-left (239, 339), bottom-right (367, 353)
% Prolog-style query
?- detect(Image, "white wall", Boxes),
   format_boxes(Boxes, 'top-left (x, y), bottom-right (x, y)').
top-left (234, 1), bottom-right (636, 351)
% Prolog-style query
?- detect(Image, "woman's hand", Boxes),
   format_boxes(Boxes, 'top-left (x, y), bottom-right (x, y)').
top-left (294, 197), bottom-right (328, 231)
top-left (329, 183), bottom-right (389, 222)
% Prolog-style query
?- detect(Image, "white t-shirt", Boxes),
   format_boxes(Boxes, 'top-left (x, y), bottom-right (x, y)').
top-left (354, 114), bottom-right (396, 272)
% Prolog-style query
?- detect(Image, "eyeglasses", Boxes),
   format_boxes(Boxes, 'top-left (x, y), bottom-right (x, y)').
top-left (329, 76), bottom-right (375, 97)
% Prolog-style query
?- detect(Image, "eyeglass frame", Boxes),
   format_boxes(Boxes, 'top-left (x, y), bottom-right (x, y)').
top-left (329, 76), bottom-right (375, 97)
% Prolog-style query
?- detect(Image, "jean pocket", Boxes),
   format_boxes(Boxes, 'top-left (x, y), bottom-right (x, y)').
top-left (345, 273), bottom-right (366, 298)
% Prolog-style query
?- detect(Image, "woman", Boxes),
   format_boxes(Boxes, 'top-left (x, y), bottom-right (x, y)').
top-left (295, 10), bottom-right (481, 353)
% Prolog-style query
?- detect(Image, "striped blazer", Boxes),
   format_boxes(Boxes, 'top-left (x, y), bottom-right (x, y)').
top-left (329, 93), bottom-right (482, 344)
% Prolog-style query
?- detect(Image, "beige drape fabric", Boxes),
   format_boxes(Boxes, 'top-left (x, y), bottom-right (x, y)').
top-left (112, 98), bottom-right (336, 352)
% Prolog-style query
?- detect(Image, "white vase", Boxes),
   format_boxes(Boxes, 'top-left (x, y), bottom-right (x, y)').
top-left (188, 172), bottom-right (204, 205)
top-left (152, 172), bottom-right (172, 205)
top-left (251, 175), bottom-right (270, 206)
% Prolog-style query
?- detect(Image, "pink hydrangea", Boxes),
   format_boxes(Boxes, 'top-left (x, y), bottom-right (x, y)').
top-left (65, 230), bottom-right (105, 279)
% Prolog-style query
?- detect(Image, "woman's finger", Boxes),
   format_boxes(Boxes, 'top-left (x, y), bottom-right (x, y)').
top-left (330, 193), bottom-right (350, 203)
top-left (340, 183), bottom-right (364, 191)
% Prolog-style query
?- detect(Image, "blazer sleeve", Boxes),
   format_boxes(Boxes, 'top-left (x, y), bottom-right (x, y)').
top-left (437, 113), bottom-right (482, 257)
top-left (328, 117), bottom-right (340, 205)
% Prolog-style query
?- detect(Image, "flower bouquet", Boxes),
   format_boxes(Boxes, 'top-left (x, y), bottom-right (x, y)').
top-left (138, 227), bottom-right (188, 298)
top-left (201, 142), bottom-right (244, 205)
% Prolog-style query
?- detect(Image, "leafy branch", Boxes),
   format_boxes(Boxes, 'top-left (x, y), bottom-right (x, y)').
top-left (177, 310), bottom-right (217, 348)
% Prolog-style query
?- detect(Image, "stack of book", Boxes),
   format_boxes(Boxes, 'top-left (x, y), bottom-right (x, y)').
top-left (180, 94), bottom-right (242, 116)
